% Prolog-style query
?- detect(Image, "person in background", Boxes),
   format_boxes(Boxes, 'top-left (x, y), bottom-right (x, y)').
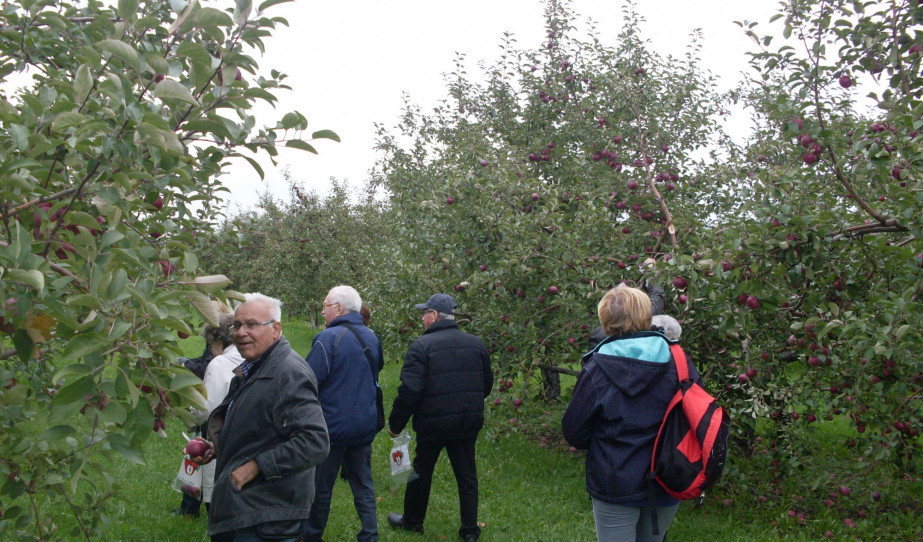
top-left (651, 314), bottom-right (682, 342)
top-left (386, 294), bottom-right (492, 542)
top-left (588, 259), bottom-right (665, 350)
top-left (188, 313), bottom-right (245, 515)
top-left (563, 284), bottom-right (703, 542)
top-left (185, 293), bottom-right (329, 542)
top-left (301, 286), bottom-right (384, 542)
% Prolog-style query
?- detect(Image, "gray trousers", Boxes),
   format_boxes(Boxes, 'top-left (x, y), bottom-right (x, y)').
top-left (591, 498), bottom-right (679, 542)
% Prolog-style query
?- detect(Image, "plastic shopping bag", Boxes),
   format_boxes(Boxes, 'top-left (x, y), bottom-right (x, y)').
top-left (171, 455), bottom-right (203, 498)
top-left (389, 432), bottom-right (418, 485)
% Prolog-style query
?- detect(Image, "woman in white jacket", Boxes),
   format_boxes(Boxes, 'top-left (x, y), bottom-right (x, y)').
top-left (194, 313), bottom-right (244, 511)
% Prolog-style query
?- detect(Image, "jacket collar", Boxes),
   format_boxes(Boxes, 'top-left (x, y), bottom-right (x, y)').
top-left (234, 336), bottom-right (290, 381)
top-left (326, 312), bottom-right (365, 329)
top-left (423, 318), bottom-right (459, 335)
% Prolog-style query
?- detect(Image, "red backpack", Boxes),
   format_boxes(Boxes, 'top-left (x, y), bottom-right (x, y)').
top-left (650, 344), bottom-right (730, 501)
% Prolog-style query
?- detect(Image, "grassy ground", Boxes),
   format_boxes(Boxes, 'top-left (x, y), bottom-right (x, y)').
top-left (23, 319), bottom-right (923, 541)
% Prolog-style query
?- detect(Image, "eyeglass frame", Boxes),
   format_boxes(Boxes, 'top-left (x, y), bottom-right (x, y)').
top-left (230, 319), bottom-right (276, 331)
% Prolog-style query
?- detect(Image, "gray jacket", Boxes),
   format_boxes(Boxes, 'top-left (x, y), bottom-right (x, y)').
top-left (206, 337), bottom-right (329, 536)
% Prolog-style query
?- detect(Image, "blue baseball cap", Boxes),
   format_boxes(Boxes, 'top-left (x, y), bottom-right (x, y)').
top-left (414, 293), bottom-right (457, 315)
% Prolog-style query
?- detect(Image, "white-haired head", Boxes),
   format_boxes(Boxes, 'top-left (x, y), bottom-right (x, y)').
top-left (243, 292), bottom-right (283, 323)
top-left (325, 285), bottom-right (362, 313)
top-left (652, 314), bottom-right (682, 341)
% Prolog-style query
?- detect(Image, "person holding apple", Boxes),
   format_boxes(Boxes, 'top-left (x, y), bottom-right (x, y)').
top-left (386, 293), bottom-right (492, 542)
top-left (185, 293), bottom-right (329, 542)
top-left (563, 284), bottom-right (702, 542)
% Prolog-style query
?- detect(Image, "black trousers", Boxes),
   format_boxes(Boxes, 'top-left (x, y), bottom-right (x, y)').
top-left (402, 437), bottom-right (480, 538)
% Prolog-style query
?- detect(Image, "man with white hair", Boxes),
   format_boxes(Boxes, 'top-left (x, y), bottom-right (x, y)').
top-left (301, 286), bottom-right (384, 542)
top-left (185, 293), bottom-right (329, 542)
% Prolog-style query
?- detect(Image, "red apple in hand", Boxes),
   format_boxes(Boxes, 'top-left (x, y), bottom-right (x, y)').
top-left (186, 439), bottom-right (208, 457)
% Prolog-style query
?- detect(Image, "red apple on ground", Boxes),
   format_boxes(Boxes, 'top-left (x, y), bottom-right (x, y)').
top-left (446, 197), bottom-right (455, 205)
top-left (548, 285), bottom-right (558, 294)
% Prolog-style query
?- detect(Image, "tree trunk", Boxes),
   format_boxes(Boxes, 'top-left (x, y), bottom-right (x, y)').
top-left (541, 367), bottom-right (561, 402)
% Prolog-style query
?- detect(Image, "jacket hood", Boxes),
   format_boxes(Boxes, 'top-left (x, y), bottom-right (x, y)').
top-left (591, 354), bottom-right (670, 397)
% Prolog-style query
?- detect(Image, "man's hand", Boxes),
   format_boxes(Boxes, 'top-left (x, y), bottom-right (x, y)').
top-left (184, 437), bottom-right (216, 465)
top-left (231, 459), bottom-right (260, 490)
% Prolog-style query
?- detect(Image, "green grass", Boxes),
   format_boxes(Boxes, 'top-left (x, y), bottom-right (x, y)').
top-left (13, 320), bottom-right (923, 541)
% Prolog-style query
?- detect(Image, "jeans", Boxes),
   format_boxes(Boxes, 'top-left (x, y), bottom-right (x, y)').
top-left (402, 437), bottom-right (480, 539)
top-left (591, 498), bottom-right (679, 542)
top-left (302, 443), bottom-right (378, 542)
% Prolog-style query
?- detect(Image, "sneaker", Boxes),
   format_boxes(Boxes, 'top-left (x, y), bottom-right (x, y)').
top-left (387, 512), bottom-right (424, 534)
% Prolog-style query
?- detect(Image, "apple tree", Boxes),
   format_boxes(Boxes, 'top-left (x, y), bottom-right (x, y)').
top-left (0, 0), bottom-right (335, 538)
top-left (661, 0), bottom-right (923, 481)
top-left (368, 0), bottom-right (734, 400)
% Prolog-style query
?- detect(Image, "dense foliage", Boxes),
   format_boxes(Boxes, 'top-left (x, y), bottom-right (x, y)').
top-left (0, 0), bottom-right (336, 539)
top-left (217, 0), bottom-right (922, 486)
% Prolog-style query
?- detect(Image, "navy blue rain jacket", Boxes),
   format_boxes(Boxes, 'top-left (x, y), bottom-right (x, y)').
top-left (562, 331), bottom-right (701, 506)
top-left (305, 312), bottom-right (384, 447)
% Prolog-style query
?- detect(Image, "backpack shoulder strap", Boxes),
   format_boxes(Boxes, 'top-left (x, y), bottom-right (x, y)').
top-left (341, 322), bottom-right (379, 385)
top-left (670, 343), bottom-right (689, 382)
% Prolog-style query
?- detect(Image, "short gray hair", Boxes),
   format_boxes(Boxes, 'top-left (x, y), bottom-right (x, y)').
top-left (204, 313), bottom-right (235, 349)
top-left (243, 292), bottom-right (283, 323)
top-left (326, 285), bottom-right (362, 313)
top-left (437, 311), bottom-right (455, 321)
top-left (651, 314), bottom-right (682, 341)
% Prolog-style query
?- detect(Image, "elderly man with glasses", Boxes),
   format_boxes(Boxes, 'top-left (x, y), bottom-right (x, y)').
top-left (185, 293), bottom-right (329, 542)
top-left (386, 294), bottom-right (493, 542)
top-left (301, 286), bottom-right (384, 542)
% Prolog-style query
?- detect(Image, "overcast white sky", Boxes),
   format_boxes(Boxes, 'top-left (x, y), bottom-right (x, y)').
top-left (218, 0), bottom-right (784, 212)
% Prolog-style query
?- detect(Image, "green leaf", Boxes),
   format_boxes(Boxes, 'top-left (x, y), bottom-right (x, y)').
top-left (51, 111), bottom-right (88, 133)
top-left (99, 229), bottom-right (125, 248)
top-left (176, 42), bottom-right (213, 68)
top-left (97, 39), bottom-right (142, 71)
top-left (153, 79), bottom-right (199, 105)
top-left (118, 0), bottom-right (139, 19)
top-left (75, 64), bottom-right (93, 103)
top-left (258, 0), bottom-right (292, 11)
top-left (40, 425), bottom-right (76, 442)
top-left (189, 274), bottom-right (230, 294)
top-left (894, 324), bottom-right (909, 340)
top-left (311, 129), bottom-right (340, 142)
top-left (187, 290), bottom-right (220, 326)
top-left (240, 155), bottom-right (265, 179)
top-left (59, 332), bottom-right (107, 361)
top-left (170, 372), bottom-right (203, 391)
top-left (52, 363), bottom-right (93, 386)
top-left (145, 54), bottom-right (170, 75)
top-left (194, 7), bottom-right (233, 26)
top-left (9, 124), bottom-right (29, 151)
top-left (280, 112), bottom-right (306, 130)
top-left (6, 269), bottom-right (44, 292)
top-left (285, 140), bottom-right (317, 153)
top-left (108, 433), bottom-right (147, 465)
top-left (106, 268), bottom-right (128, 299)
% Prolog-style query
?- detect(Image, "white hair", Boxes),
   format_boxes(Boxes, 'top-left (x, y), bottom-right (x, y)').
top-left (437, 312), bottom-right (455, 321)
top-left (243, 292), bottom-right (283, 323)
top-left (652, 314), bottom-right (682, 341)
top-left (326, 285), bottom-right (362, 313)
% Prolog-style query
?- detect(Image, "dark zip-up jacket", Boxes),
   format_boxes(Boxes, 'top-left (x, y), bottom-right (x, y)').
top-left (206, 337), bottom-right (329, 536)
top-left (563, 331), bottom-right (700, 506)
top-left (389, 319), bottom-right (492, 441)
top-left (305, 312), bottom-right (384, 447)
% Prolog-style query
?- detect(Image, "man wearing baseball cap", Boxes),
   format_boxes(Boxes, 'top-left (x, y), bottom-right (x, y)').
top-left (386, 294), bottom-right (493, 542)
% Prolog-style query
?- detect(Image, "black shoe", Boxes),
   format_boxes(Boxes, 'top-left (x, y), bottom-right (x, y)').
top-left (463, 536), bottom-right (478, 542)
top-left (387, 512), bottom-right (424, 534)
top-left (170, 507), bottom-right (199, 519)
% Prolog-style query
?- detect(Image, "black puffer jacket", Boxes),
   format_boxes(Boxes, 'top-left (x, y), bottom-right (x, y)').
top-left (389, 319), bottom-right (493, 441)
top-left (206, 337), bottom-right (330, 536)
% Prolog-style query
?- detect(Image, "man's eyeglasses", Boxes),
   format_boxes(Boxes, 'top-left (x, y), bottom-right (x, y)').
top-left (423, 309), bottom-right (437, 316)
top-left (230, 320), bottom-right (275, 331)
top-left (323, 302), bottom-right (340, 308)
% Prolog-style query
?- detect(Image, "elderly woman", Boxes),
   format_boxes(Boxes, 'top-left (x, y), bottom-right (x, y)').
top-left (193, 313), bottom-right (244, 513)
top-left (562, 284), bottom-right (701, 542)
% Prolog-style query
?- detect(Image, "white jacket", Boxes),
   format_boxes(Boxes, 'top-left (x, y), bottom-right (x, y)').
top-left (193, 344), bottom-right (244, 502)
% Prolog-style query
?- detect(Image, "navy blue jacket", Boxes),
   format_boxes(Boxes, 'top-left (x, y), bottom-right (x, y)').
top-left (562, 331), bottom-right (701, 506)
top-left (389, 319), bottom-right (492, 441)
top-left (305, 312), bottom-right (384, 447)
